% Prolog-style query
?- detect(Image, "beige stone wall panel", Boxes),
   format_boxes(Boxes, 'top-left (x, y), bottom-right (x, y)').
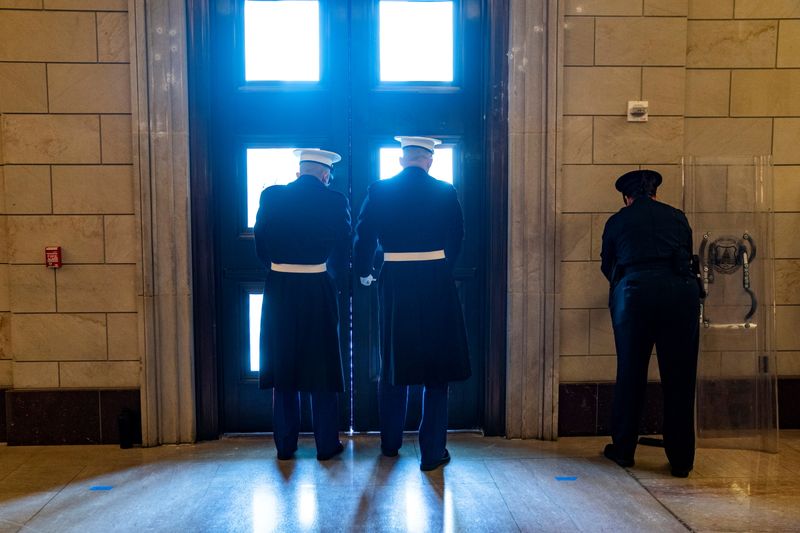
top-left (104, 214), bottom-right (138, 263)
top-left (0, 313), bottom-right (9, 358)
top-left (645, 0), bottom-right (688, 16)
top-left (561, 213), bottom-right (592, 261)
top-left (565, 0), bottom-right (642, 16)
top-left (776, 305), bottom-right (800, 350)
top-left (685, 118), bottom-right (772, 157)
top-left (3, 165), bottom-right (51, 214)
top-left (48, 64), bottom-right (131, 114)
top-left (594, 117), bottom-right (684, 164)
top-left (688, 0), bottom-right (734, 19)
top-left (0, 63), bottom-right (47, 113)
top-left (0, 10), bottom-right (96, 62)
top-left (777, 352), bottom-right (800, 376)
top-left (589, 308), bottom-right (615, 355)
top-left (564, 67), bottom-right (640, 115)
top-left (8, 215), bottom-right (103, 264)
top-left (108, 313), bottom-right (138, 360)
top-left (101, 115), bottom-right (133, 164)
top-left (774, 166), bottom-right (800, 212)
top-left (642, 67), bottom-right (686, 116)
top-left (0, 264), bottom-right (7, 312)
top-left (734, 0), bottom-right (800, 19)
top-left (560, 309), bottom-right (590, 355)
top-left (775, 213), bottom-right (800, 258)
top-left (591, 213), bottom-right (612, 259)
top-left (0, 360), bottom-right (10, 387)
top-left (560, 355), bottom-right (616, 382)
top-left (596, 17), bottom-right (687, 66)
top-left (685, 69), bottom-right (730, 117)
top-left (0, 216), bottom-right (7, 264)
top-left (775, 260), bottom-right (800, 305)
top-left (688, 21), bottom-right (777, 68)
top-left (774, 119), bottom-right (800, 165)
top-left (56, 264), bottom-right (136, 312)
top-left (564, 16), bottom-right (594, 66)
top-left (562, 164), bottom-right (635, 212)
top-left (43, 0), bottom-right (127, 9)
top-left (2, 115), bottom-right (100, 164)
top-left (51, 165), bottom-right (134, 214)
top-left (97, 12), bottom-right (130, 62)
top-left (12, 313), bottom-right (106, 360)
top-left (12, 362), bottom-right (58, 388)
top-left (562, 115), bottom-right (593, 164)
top-left (0, 1), bottom-right (43, 8)
top-left (60, 361), bottom-right (139, 388)
top-left (779, 20), bottom-right (800, 68)
top-left (9, 264), bottom-right (56, 312)
top-left (731, 70), bottom-right (800, 117)
top-left (560, 261), bottom-right (608, 308)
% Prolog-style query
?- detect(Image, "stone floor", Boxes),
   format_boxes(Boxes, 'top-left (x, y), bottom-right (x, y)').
top-left (1, 432), bottom-right (799, 532)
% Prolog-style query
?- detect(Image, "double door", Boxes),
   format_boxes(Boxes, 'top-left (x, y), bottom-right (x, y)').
top-left (210, 0), bottom-right (487, 432)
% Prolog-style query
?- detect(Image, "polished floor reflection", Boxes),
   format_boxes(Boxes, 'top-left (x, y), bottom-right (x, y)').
top-left (1, 432), bottom-right (799, 532)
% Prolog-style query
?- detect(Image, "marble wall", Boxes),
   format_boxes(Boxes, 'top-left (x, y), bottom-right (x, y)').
top-left (559, 0), bottom-right (800, 382)
top-left (0, 1), bottom-right (139, 391)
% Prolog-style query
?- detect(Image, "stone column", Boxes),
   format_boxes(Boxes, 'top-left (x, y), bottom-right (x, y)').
top-left (506, 0), bottom-right (562, 439)
top-left (129, 0), bottom-right (195, 445)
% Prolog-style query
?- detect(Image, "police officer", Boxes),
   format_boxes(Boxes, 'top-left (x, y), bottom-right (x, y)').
top-left (600, 169), bottom-right (700, 478)
top-left (254, 148), bottom-right (351, 461)
top-left (354, 136), bottom-right (471, 471)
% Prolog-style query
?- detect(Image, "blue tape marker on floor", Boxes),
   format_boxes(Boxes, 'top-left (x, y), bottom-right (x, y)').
top-left (90, 486), bottom-right (113, 491)
top-left (555, 476), bottom-right (577, 481)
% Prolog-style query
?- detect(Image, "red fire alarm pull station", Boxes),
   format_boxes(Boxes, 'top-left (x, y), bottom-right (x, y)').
top-left (45, 246), bottom-right (62, 268)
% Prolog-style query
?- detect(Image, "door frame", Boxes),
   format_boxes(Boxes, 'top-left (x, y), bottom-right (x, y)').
top-left (187, 0), bottom-right (509, 440)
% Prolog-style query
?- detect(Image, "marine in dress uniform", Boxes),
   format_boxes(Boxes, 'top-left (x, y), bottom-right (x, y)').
top-left (600, 169), bottom-right (701, 478)
top-left (354, 136), bottom-right (471, 471)
top-left (254, 149), bottom-right (351, 461)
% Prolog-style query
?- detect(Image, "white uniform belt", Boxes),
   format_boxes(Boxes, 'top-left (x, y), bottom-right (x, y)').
top-left (384, 250), bottom-right (445, 262)
top-left (270, 263), bottom-right (326, 273)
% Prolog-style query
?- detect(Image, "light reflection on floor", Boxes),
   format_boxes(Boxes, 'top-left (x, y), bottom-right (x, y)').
top-left (0, 433), bottom-right (799, 532)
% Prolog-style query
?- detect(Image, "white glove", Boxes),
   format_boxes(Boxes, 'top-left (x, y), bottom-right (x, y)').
top-left (360, 275), bottom-right (375, 287)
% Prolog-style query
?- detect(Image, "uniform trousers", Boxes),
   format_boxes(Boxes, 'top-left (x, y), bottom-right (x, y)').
top-left (379, 380), bottom-right (448, 465)
top-left (610, 269), bottom-right (700, 470)
top-left (272, 390), bottom-right (340, 458)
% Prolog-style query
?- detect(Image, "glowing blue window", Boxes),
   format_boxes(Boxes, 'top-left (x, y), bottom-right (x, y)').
top-left (244, 0), bottom-right (320, 82)
top-left (249, 293), bottom-right (263, 372)
top-left (379, 1), bottom-right (454, 82)
top-left (247, 147), bottom-right (302, 228)
top-left (379, 147), bottom-right (454, 184)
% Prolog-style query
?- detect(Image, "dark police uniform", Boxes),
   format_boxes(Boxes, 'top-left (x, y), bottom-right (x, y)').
top-left (354, 165), bottom-right (470, 466)
top-left (601, 183), bottom-right (700, 474)
top-left (254, 174), bottom-right (350, 459)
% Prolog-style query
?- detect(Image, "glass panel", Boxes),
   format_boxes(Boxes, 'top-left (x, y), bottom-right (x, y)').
top-left (379, 146), bottom-right (454, 183)
top-left (379, 1), bottom-right (454, 82)
top-left (244, 0), bottom-right (320, 82)
top-left (247, 147), bottom-right (301, 228)
top-left (684, 156), bottom-right (778, 453)
top-left (249, 293), bottom-right (264, 372)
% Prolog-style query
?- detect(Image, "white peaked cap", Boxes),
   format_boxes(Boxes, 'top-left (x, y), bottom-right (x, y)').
top-left (394, 136), bottom-right (442, 153)
top-left (293, 148), bottom-right (342, 169)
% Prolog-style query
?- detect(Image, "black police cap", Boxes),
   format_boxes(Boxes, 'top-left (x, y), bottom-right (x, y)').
top-left (614, 169), bottom-right (663, 195)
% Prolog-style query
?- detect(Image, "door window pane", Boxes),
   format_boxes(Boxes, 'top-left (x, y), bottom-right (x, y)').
top-left (244, 0), bottom-right (320, 81)
top-left (379, 1), bottom-right (454, 82)
top-left (249, 293), bottom-right (263, 372)
top-left (247, 147), bottom-right (301, 228)
top-left (379, 146), bottom-right (454, 184)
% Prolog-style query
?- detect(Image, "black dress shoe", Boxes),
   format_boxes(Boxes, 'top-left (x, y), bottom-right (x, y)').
top-left (381, 447), bottom-right (399, 458)
top-left (603, 444), bottom-right (634, 468)
top-left (317, 441), bottom-right (344, 461)
top-left (420, 449), bottom-right (451, 471)
top-left (670, 466), bottom-right (692, 478)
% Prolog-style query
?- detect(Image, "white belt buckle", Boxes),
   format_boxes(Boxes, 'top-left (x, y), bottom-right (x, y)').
top-left (383, 250), bottom-right (445, 262)
top-left (270, 263), bottom-right (327, 273)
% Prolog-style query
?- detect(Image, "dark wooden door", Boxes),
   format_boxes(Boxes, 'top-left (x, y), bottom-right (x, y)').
top-left (208, 0), bottom-right (489, 433)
